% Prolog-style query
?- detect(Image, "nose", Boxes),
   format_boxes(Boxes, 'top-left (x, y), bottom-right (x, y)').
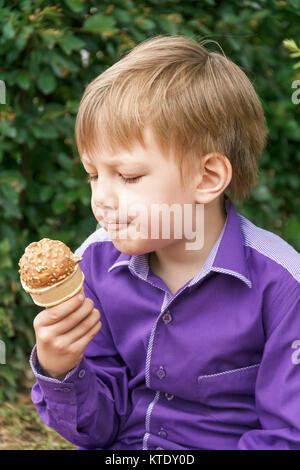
top-left (92, 177), bottom-right (118, 213)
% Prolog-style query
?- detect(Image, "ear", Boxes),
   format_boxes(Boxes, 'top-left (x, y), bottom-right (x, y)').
top-left (194, 153), bottom-right (232, 204)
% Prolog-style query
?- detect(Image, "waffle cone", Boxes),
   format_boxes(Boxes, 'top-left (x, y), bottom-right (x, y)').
top-left (20, 264), bottom-right (85, 308)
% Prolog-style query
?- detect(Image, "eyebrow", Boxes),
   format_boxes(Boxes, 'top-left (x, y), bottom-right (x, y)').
top-left (81, 156), bottom-right (148, 168)
top-left (82, 157), bottom-right (123, 165)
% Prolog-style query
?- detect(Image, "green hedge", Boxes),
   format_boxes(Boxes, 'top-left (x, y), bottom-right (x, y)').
top-left (0, 0), bottom-right (299, 400)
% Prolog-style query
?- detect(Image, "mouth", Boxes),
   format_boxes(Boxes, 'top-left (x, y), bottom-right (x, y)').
top-left (102, 219), bottom-right (129, 231)
top-left (107, 222), bottom-right (127, 230)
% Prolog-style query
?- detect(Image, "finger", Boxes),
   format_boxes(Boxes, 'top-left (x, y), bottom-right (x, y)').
top-left (62, 308), bottom-right (101, 345)
top-left (37, 293), bottom-right (87, 327)
top-left (69, 320), bottom-right (102, 356)
top-left (51, 298), bottom-right (99, 336)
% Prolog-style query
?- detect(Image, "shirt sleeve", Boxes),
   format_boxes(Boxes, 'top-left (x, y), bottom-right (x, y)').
top-left (237, 282), bottom-right (300, 450)
top-left (29, 255), bottom-right (132, 450)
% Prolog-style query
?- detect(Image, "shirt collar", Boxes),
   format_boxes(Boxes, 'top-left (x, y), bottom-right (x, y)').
top-left (107, 195), bottom-right (252, 289)
top-left (210, 196), bottom-right (252, 288)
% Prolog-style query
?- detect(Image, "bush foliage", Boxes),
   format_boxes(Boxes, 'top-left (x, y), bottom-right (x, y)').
top-left (0, 0), bottom-right (299, 400)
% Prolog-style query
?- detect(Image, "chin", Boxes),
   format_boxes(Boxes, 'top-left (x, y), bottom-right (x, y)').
top-left (109, 235), bottom-right (156, 256)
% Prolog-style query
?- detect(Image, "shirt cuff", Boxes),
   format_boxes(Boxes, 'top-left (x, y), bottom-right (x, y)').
top-left (29, 344), bottom-right (81, 383)
top-left (29, 345), bottom-right (92, 407)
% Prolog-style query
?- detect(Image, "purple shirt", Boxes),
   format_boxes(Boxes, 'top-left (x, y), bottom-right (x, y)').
top-left (30, 196), bottom-right (300, 450)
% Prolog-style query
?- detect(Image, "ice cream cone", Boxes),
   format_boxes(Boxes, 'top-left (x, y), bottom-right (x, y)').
top-left (18, 238), bottom-right (85, 308)
top-left (20, 263), bottom-right (85, 308)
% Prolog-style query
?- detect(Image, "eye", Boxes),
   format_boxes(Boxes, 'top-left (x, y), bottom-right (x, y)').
top-left (119, 175), bottom-right (142, 184)
top-left (87, 174), bottom-right (142, 184)
top-left (86, 175), bottom-right (97, 183)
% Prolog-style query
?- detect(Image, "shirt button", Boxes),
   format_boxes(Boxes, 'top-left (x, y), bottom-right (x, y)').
top-left (158, 428), bottom-right (168, 438)
top-left (164, 392), bottom-right (174, 400)
top-left (162, 311), bottom-right (172, 324)
top-left (157, 366), bottom-right (166, 379)
top-left (163, 310), bottom-right (172, 325)
top-left (62, 387), bottom-right (71, 392)
top-left (156, 447), bottom-right (164, 450)
top-left (78, 369), bottom-right (85, 378)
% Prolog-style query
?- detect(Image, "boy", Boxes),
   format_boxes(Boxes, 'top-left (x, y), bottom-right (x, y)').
top-left (29, 35), bottom-right (300, 450)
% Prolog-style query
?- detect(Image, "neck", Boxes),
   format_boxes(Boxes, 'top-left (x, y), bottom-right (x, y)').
top-left (150, 196), bottom-right (227, 275)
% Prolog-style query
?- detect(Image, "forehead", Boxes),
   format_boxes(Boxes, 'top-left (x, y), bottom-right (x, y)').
top-left (82, 141), bottom-right (161, 168)
top-left (81, 126), bottom-right (172, 169)
top-left (81, 150), bottom-right (150, 168)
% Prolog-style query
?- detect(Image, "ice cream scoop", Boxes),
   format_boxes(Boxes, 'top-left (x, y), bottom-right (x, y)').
top-left (18, 238), bottom-right (84, 308)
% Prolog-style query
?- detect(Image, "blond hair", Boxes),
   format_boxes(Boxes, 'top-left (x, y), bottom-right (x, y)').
top-left (75, 34), bottom-right (267, 201)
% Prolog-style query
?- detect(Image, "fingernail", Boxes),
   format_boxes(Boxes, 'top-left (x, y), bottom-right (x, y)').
top-left (78, 293), bottom-right (84, 301)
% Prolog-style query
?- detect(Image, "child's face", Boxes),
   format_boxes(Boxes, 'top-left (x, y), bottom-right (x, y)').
top-left (82, 126), bottom-right (198, 255)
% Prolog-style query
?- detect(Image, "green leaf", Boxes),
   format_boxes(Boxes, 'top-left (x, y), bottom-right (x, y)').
top-left (28, 50), bottom-right (42, 76)
top-left (252, 185), bottom-right (272, 202)
top-left (52, 194), bottom-right (68, 214)
top-left (0, 190), bottom-right (22, 218)
top-left (15, 70), bottom-right (30, 90)
top-left (40, 185), bottom-right (54, 202)
top-left (0, 238), bottom-right (11, 255)
top-left (0, 170), bottom-right (26, 192)
top-left (222, 12), bottom-right (240, 25)
top-left (281, 218), bottom-right (300, 250)
top-left (0, 122), bottom-right (17, 139)
top-left (63, 176), bottom-right (80, 188)
top-left (0, 368), bottom-right (16, 387)
top-left (113, 8), bottom-right (132, 24)
top-left (0, 183), bottom-right (18, 204)
top-left (134, 16), bottom-right (156, 31)
top-left (82, 13), bottom-right (118, 34)
top-left (31, 123), bottom-right (59, 139)
top-left (251, 9), bottom-right (270, 22)
top-left (50, 51), bottom-right (79, 75)
top-left (283, 39), bottom-right (299, 53)
top-left (0, 254), bottom-right (12, 269)
top-left (65, 189), bottom-right (81, 203)
top-left (158, 16), bottom-right (179, 34)
top-left (15, 32), bottom-right (29, 51)
top-left (64, 0), bottom-right (84, 12)
top-left (40, 30), bottom-right (62, 49)
top-left (39, 103), bottom-right (64, 121)
top-left (37, 68), bottom-right (57, 94)
top-left (58, 35), bottom-right (85, 55)
top-left (66, 99), bottom-right (79, 114)
top-left (3, 20), bottom-right (15, 40)
top-left (57, 152), bottom-right (74, 170)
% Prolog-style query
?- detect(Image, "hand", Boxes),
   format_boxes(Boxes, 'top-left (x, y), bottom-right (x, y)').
top-left (33, 293), bottom-right (102, 380)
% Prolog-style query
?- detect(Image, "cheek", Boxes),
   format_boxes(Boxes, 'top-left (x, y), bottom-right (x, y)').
top-left (91, 198), bottom-right (97, 216)
top-left (128, 202), bottom-right (183, 241)
top-left (126, 181), bottom-right (186, 224)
